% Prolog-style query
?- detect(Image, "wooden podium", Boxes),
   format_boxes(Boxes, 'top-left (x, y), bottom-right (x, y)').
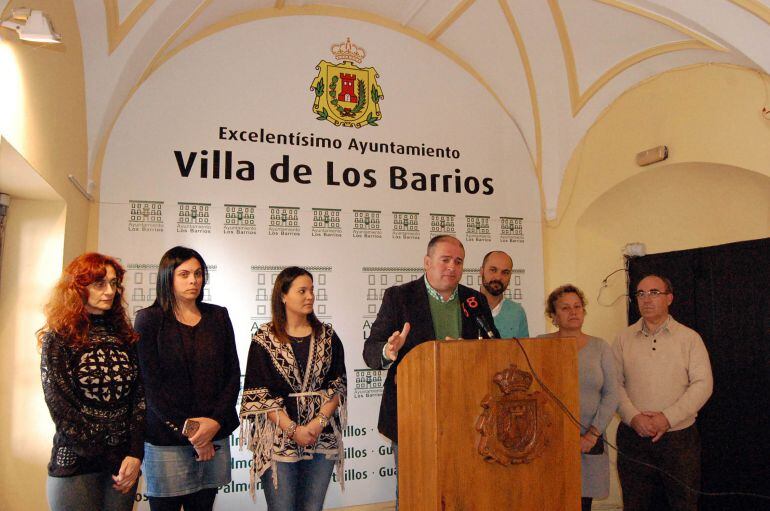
top-left (396, 338), bottom-right (580, 510)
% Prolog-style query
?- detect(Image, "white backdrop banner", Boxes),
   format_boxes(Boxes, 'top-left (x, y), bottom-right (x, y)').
top-left (98, 16), bottom-right (544, 509)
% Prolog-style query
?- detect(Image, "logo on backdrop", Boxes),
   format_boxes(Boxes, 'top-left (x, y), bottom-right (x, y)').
top-left (353, 210), bottom-right (382, 239)
top-left (123, 263), bottom-right (213, 320)
top-left (465, 215), bottom-right (491, 243)
top-left (223, 204), bottom-right (256, 235)
top-left (128, 200), bottom-right (164, 232)
top-left (359, 266), bottom-right (423, 400)
top-left (430, 213), bottom-right (456, 235)
top-left (251, 265), bottom-right (332, 321)
top-left (392, 211), bottom-right (420, 240)
top-left (123, 263), bottom-right (157, 319)
top-left (353, 369), bottom-right (385, 399)
top-left (312, 208), bottom-right (342, 238)
top-left (268, 206), bottom-right (300, 237)
top-left (311, 38), bottom-right (384, 128)
top-left (500, 216), bottom-right (524, 243)
top-left (177, 202), bottom-right (211, 234)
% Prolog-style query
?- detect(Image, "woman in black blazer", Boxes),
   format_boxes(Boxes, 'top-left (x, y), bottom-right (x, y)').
top-left (134, 246), bottom-right (240, 511)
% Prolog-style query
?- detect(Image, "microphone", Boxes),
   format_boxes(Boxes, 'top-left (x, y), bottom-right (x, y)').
top-left (462, 296), bottom-right (496, 339)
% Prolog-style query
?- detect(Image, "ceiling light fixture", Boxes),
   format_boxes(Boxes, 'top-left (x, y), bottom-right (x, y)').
top-left (1, 8), bottom-right (61, 43)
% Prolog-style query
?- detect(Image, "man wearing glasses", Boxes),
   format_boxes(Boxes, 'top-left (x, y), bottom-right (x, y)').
top-left (613, 274), bottom-right (713, 511)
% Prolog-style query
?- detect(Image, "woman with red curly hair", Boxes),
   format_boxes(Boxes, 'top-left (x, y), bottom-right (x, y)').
top-left (39, 252), bottom-right (145, 511)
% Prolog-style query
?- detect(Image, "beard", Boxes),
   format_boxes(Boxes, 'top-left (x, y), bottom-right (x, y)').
top-left (482, 278), bottom-right (506, 297)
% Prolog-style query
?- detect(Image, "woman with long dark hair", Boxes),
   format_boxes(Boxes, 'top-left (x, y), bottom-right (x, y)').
top-left (39, 253), bottom-right (144, 511)
top-left (134, 246), bottom-right (240, 511)
top-left (539, 284), bottom-right (620, 511)
top-left (241, 266), bottom-right (347, 511)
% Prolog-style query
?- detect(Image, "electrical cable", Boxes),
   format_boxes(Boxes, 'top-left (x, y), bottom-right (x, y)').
top-left (510, 336), bottom-right (770, 503)
top-left (597, 267), bottom-right (630, 307)
top-left (600, 267), bottom-right (627, 283)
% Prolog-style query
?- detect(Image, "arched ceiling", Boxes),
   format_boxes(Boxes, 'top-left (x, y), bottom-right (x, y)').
top-left (74, 0), bottom-right (770, 218)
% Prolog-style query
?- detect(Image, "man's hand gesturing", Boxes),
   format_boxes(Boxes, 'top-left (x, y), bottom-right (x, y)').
top-left (385, 322), bottom-right (411, 361)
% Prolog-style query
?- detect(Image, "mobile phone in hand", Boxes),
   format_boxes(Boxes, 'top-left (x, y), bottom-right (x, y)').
top-left (182, 419), bottom-right (200, 437)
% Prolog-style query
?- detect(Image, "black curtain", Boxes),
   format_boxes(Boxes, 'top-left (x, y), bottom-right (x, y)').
top-left (627, 237), bottom-right (770, 511)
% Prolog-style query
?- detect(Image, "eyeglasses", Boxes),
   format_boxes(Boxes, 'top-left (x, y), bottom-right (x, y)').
top-left (634, 289), bottom-right (669, 298)
top-left (90, 278), bottom-right (120, 291)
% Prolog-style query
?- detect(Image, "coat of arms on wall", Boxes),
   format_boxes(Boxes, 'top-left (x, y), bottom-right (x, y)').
top-left (476, 364), bottom-right (551, 465)
top-left (310, 38), bottom-right (384, 128)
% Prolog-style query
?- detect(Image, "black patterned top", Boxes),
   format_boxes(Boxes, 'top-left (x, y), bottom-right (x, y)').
top-left (41, 315), bottom-right (145, 477)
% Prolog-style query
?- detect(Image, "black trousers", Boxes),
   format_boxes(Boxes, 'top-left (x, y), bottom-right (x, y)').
top-left (617, 422), bottom-right (701, 511)
top-left (148, 488), bottom-right (218, 511)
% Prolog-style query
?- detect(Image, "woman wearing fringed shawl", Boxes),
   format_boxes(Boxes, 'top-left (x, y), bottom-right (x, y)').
top-left (240, 266), bottom-right (347, 511)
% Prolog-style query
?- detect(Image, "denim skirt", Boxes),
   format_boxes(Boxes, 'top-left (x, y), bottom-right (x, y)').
top-left (142, 439), bottom-right (231, 497)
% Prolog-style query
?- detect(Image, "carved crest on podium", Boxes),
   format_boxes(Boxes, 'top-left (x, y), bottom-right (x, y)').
top-left (476, 364), bottom-right (551, 465)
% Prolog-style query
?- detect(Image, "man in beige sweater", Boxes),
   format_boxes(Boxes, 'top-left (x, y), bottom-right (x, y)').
top-left (613, 274), bottom-right (713, 511)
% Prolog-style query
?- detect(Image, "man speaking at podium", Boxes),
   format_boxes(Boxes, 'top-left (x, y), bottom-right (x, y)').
top-left (363, 235), bottom-right (498, 506)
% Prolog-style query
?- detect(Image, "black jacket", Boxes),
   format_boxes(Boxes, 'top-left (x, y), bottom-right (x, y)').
top-left (134, 303), bottom-right (241, 445)
top-left (362, 277), bottom-right (499, 442)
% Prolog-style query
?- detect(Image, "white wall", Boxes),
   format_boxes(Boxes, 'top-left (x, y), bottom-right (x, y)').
top-left (0, 198), bottom-right (66, 510)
